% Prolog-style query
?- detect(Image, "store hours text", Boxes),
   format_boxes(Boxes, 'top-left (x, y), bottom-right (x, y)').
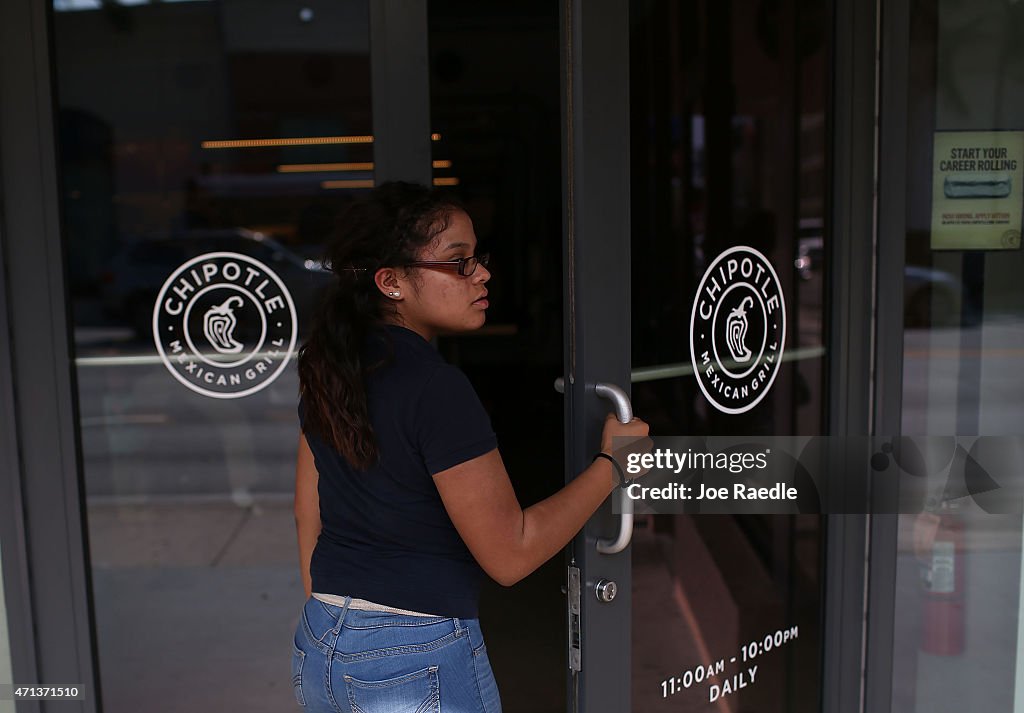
top-left (659, 625), bottom-right (799, 702)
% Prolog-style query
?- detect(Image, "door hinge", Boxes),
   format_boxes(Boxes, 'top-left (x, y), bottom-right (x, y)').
top-left (567, 565), bottom-right (581, 671)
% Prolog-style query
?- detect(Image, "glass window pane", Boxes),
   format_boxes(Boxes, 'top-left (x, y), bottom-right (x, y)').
top-left (427, 3), bottom-right (564, 711)
top-left (628, 1), bottom-right (828, 709)
top-left (894, 1), bottom-right (1024, 709)
top-left (51, 2), bottom-right (371, 711)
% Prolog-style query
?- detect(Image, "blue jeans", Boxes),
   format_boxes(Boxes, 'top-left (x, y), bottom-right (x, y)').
top-left (291, 596), bottom-right (502, 712)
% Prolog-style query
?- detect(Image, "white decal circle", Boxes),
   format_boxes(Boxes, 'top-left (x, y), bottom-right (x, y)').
top-left (690, 246), bottom-right (786, 414)
top-left (153, 252), bottom-right (297, 399)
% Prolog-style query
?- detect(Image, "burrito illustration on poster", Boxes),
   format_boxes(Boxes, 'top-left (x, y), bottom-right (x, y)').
top-left (931, 130), bottom-right (1024, 250)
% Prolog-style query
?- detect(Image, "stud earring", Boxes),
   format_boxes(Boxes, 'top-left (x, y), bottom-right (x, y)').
top-left (388, 291), bottom-right (400, 297)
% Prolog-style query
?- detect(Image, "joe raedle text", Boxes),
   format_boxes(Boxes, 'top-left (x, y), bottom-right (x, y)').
top-left (625, 481), bottom-right (797, 502)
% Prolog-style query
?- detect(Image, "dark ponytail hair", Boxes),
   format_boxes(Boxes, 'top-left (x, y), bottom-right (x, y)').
top-left (297, 181), bottom-right (462, 469)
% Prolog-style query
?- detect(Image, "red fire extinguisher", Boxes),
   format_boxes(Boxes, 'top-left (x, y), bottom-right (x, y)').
top-left (920, 503), bottom-right (965, 655)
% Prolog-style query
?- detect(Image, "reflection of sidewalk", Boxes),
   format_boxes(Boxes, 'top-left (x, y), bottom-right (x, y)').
top-left (87, 496), bottom-right (296, 568)
top-left (903, 322), bottom-right (1024, 433)
top-left (73, 326), bottom-right (136, 347)
top-left (86, 498), bottom-right (567, 713)
top-left (87, 497), bottom-right (303, 713)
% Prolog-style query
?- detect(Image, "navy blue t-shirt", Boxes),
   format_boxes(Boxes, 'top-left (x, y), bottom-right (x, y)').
top-left (298, 324), bottom-right (498, 618)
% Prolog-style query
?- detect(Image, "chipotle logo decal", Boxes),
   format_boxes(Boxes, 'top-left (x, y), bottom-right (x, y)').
top-left (153, 252), bottom-right (297, 398)
top-left (690, 246), bottom-right (786, 414)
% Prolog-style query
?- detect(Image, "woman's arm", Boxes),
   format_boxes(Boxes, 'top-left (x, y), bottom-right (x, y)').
top-left (433, 413), bottom-right (649, 587)
top-left (294, 431), bottom-right (322, 598)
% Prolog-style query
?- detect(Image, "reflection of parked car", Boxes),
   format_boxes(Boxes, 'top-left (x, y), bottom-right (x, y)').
top-left (903, 265), bottom-right (963, 328)
top-left (100, 229), bottom-right (332, 338)
top-left (793, 235), bottom-right (965, 327)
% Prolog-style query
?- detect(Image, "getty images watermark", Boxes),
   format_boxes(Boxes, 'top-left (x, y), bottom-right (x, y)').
top-left (609, 436), bottom-right (1024, 514)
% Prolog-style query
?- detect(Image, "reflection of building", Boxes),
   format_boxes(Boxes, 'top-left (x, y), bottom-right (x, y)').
top-left (1, 1), bottom-right (1023, 713)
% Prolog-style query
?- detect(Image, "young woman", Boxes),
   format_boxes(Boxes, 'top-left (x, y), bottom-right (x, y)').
top-left (292, 182), bottom-right (648, 713)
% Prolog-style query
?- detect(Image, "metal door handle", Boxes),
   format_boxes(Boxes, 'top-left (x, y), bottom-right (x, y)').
top-left (554, 378), bottom-right (635, 555)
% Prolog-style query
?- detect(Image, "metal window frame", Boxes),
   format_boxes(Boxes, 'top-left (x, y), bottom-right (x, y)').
top-left (0, 0), bottom-right (101, 710)
top-left (820, 0), bottom-right (899, 712)
top-left (863, 0), bottom-right (912, 711)
top-left (0, 165), bottom-right (44, 713)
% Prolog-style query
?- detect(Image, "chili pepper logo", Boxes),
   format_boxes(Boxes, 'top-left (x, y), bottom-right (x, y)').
top-left (725, 296), bottom-right (755, 364)
top-left (203, 296), bottom-right (245, 354)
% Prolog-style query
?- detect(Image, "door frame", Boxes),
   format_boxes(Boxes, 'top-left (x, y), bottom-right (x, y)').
top-left (558, 0), bottom-right (891, 711)
top-left (559, 0), bottom-right (633, 711)
top-left (863, 0), bottom-right (913, 710)
top-left (0, 0), bottom-right (101, 708)
top-left (823, 0), bottom-right (889, 710)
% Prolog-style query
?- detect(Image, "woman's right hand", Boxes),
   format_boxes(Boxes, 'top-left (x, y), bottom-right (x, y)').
top-left (434, 413), bottom-right (652, 587)
top-left (599, 412), bottom-right (652, 478)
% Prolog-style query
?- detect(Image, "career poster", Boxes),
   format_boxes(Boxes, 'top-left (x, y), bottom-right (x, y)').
top-left (931, 130), bottom-right (1024, 250)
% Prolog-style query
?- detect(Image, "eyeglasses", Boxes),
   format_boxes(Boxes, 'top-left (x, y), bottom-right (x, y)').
top-left (403, 253), bottom-right (490, 277)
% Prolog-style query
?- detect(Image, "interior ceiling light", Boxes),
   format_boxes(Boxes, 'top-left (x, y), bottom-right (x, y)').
top-left (203, 133), bottom-right (443, 149)
top-left (321, 177), bottom-right (460, 190)
top-left (203, 136), bottom-right (373, 149)
top-left (278, 162), bottom-right (374, 173)
top-left (321, 179), bottom-right (375, 189)
top-left (279, 159), bottom-right (452, 173)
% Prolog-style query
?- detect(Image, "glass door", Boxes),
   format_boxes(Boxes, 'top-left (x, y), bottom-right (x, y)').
top-left (50, 2), bottom-right (569, 712)
top-left (50, 2), bottom-right (373, 710)
top-left (566, 1), bottom-right (830, 711)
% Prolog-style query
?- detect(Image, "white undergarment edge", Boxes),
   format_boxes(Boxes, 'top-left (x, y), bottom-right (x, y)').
top-left (312, 592), bottom-right (440, 617)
